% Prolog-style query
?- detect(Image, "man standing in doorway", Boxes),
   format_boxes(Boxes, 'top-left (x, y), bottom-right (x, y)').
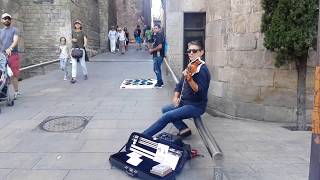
top-left (149, 24), bottom-right (165, 87)
top-left (0, 13), bottom-right (20, 99)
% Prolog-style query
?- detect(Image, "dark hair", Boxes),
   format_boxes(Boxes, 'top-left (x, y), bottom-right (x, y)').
top-left (137, 25), bottom-right (140, 28)
top-left (60, 37), bottom-right (66, 42)
top-left (188, 40), bottom-right (204, 50)
top-left (154, 24), bottom-right (161, 29)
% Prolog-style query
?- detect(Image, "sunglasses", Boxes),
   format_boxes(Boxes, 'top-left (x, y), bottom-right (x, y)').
top-left (187, 49), bottom-right (201, 53)
top-left (2, 17), bottom-right (11, 20)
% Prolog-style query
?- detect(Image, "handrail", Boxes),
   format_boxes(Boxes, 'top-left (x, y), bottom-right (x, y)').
top-left (20, 59), bottom-right (59, 72)
top-left (163, 57), bottom-right (224, 180)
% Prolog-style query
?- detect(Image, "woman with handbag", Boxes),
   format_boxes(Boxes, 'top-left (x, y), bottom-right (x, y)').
top-left (70, 20), bottom-right (88, 84)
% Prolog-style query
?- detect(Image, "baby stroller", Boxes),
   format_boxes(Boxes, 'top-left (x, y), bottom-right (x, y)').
top-left (0, 53), bottom-right (14, 113)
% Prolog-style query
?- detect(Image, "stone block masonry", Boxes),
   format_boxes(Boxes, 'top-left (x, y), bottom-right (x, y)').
top-left (0, 0), bottom-right (115, 69)
top-left (21, 0), bottom-right (72, 65)
top-left (165, 0), bottom-right (316, 123)
top-left (116, 0), bottom-right (144, 42)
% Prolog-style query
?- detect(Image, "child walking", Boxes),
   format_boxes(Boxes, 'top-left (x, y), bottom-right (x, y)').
top-left (57, 37), bottom-right (69, 80)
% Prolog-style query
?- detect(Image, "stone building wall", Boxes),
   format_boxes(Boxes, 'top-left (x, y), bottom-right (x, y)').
top-left (116, 0), bottom-right (144, 41)
top-left (20, 0), bottom-right (71, 64)
top-left (98, 0), bottom-right (112, 52)
top-left (108, 0), bottom-right (117, 30)
top-left (1, 0), bottom-right (113, 68)
top-left (165, 0), bottom-right (316, 123)
top-left (164, 0), bottom-right (207, 73)
top-left (70, 0), bottom-right (101, 53)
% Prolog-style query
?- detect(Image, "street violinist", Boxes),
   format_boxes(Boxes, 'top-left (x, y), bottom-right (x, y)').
top-left (143, 40), bottom-right (211, 138)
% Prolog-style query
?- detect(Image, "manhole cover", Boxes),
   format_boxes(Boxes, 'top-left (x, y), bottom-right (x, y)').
top-left (38, 116), bottom-right (90, 133)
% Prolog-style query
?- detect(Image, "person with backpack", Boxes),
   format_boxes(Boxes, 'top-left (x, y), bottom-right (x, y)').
top-left (144, 26), bottom-right (153, 49)
top-left (149, 24), bottom-right (165, 88)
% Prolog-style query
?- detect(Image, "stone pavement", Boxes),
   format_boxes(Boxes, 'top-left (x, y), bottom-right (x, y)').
top-left (0, 47), bottom-right (311, 180)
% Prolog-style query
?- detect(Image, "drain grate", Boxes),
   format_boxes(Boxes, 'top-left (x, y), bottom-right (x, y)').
top-left (38, 116), bottom-right (91, 133)
top-left (282, 125), bottom-right (311, 131)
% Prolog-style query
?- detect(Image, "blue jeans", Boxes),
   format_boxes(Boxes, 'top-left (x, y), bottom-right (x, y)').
top-left (59, 58), bottom-right (68, 77)
top-left (143, 103), bottom-right (204, 137)
top-left (153, 56), bottom-right (163, 83)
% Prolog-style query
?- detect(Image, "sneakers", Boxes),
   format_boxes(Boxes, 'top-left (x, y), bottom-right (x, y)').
top-left (63, 75), bottom-right (67, 81)
top-left (154, 81), bottom-right (164, 88)
top-left (177, 128), bottom-right (192, 138)
top-left (13, 91), bottom-right (21, 100)
top-left (84, 75), bottom-right (88, 80)
top-left (70, 78), bottom-right (76, 84)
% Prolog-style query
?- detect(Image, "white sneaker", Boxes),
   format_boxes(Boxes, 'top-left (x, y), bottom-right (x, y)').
top-left (64, 75), bottom-right (67, 81)
top-left (14, 91), bottom-right (20, 100)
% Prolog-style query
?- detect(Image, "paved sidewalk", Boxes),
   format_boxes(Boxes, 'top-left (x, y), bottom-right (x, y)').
top-left (0, 47), bottom-right (311, 180)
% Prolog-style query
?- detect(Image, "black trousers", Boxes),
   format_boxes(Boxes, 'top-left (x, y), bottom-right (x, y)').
top-left (309, 134), bottom-right (320, 180)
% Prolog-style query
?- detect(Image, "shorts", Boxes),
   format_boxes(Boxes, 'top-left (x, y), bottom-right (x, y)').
top-left (8, 53), bottom-right (20, 77)
top-left (135, 37), bottom-right (141, 44)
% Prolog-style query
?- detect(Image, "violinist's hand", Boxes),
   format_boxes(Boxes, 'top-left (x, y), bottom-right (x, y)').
top-left (183, 69), bottom-right (192, 82)
top-left (315, 134), bottom-right (320, 144)
top-left (172, 96), bottom-right (180, 107)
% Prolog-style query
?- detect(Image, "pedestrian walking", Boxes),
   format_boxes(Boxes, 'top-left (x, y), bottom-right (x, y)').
top-left (0, 13), bottom-right (20, 99)
top-left (116, 26), bottom-right (121, 52)
top-left (142, 24), bottom-right (148, 50)
top-left (57, 37), bottom-right (70, 80)
top-left (143, 40), bottom-right (211, 137)
top-left (108, 26), bottom-right (117, 53)
top-left (124, 27), bottom-right (129, 51)
top-left (149, 24), bottom-right (165, 87)
top-left (118, 28), bottom-right (126, 54)
top-left (70, 20), bottom-right (88, 84)
top-left (134, 25), bottom-right (142, 50)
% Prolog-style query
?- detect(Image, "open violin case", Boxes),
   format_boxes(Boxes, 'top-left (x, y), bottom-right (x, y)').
top-left (109, 132), bottom-right (191, 180)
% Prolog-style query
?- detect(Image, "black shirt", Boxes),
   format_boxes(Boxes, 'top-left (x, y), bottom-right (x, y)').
top-left (152, 32), bottom-right (165, 58)
top-left (134, 28), bottom-right (141, 38)
top-left (174, 64), bottom-right (211, 111)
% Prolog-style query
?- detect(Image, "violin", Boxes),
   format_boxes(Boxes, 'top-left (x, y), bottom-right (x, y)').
top-left (176, 57), bottom-right (203, 107)
top-left (184, 57), bottom-right (202, 81)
